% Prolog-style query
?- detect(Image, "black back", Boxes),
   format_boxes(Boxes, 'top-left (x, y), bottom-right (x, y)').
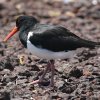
top-left (29, 24), bottom-right (99, 52)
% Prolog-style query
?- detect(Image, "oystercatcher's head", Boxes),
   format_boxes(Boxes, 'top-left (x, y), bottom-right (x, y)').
top-left (4, 15), bottom-right (38, 42)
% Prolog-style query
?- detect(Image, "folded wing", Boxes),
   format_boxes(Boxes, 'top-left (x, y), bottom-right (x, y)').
top-left (29, 25), bottom-right (99, 52)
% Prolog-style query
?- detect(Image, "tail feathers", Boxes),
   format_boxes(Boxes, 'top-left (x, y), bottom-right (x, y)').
top-left (94, 42), bottom-right (100, 48)
top-left (80, 39), bottom-right (100, 48)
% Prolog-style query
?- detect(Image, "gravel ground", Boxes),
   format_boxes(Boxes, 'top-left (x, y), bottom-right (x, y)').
top-left (0, 0), bottom-right (100, 100)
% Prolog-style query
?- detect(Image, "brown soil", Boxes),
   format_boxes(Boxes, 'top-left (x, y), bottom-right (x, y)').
top-left (0, 0), bottom-right (100, 100)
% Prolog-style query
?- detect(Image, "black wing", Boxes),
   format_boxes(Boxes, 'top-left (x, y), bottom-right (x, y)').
top-left (29, 24), bottom-right (98, 52)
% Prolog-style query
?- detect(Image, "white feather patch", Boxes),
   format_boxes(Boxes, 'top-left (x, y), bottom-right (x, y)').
top-left (27, 32), bottom-right (76, 60)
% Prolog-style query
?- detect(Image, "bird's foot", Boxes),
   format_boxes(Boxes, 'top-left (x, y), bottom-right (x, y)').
top-left (28, 60), bottom-right (55, 87)
top-left (28, 79), bottom-right (40, 85)
top-left (28, 79), bottom-right (54, 87)
top-left (28, 79), bottom-right (50, 86)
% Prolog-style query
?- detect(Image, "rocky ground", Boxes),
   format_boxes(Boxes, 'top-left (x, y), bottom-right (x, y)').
top-left (0, 0), bottom-right (100, 100)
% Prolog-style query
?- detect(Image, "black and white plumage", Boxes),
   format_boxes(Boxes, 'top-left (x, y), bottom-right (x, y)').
top-left (4, 16), bottom-right (100, 87)
top-left (20, 23), bottom-right (99, 60)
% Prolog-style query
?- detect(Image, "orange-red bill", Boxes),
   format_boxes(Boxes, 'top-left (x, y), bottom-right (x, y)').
top-left (4, 26), bottom-right (19, 42)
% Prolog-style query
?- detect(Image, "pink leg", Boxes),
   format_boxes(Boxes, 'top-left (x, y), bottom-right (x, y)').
top-left (29, 62), bottom-right (50, 85)
top-left (39, 62), bottom-right (50, 82)
top-left (29, 60), bottom-right (55, 87)
top-left (49, 60), bottom-right (55, 87)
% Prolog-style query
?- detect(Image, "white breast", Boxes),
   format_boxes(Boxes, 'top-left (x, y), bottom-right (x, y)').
top-left (27, 32), bottom-right (76, 60)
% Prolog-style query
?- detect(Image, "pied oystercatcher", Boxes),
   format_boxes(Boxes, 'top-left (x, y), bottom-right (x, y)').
top-left (4, 16), bottom-right (100, 87)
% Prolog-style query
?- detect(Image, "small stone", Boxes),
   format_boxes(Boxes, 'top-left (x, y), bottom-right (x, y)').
top-left (83, 69), bottom-right (92, 76)
top-left (11, 98), bottom-right (23, 100)
top-left (0, 91), bottom-right (10, 100)
top-left (16, 79), bottom-right (27, 85)
top-left (69, 68), bottom-right (83, 78)
top-left (18, 70), bottom-right (32, 77)
top-left (55, 80), bottom-right (64, 89)
top-left (30, 64), bottom-right (40, 71)
top-left (3, 69), bottom-right (10, 74)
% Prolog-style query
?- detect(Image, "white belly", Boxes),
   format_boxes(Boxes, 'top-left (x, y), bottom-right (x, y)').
top-left (27, 40), bottom-right (76, 60)
top-left (27, 31), bottom-right (76, 60)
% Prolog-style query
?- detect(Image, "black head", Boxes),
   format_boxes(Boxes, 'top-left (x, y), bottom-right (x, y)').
top-left (3, 16), bottom-right (39, 42)
top-left (16, 16), bottom-right (38, 30)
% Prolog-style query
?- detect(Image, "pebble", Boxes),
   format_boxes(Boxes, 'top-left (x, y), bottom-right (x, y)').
top-left (55, 80), bottom-right (64, 89)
